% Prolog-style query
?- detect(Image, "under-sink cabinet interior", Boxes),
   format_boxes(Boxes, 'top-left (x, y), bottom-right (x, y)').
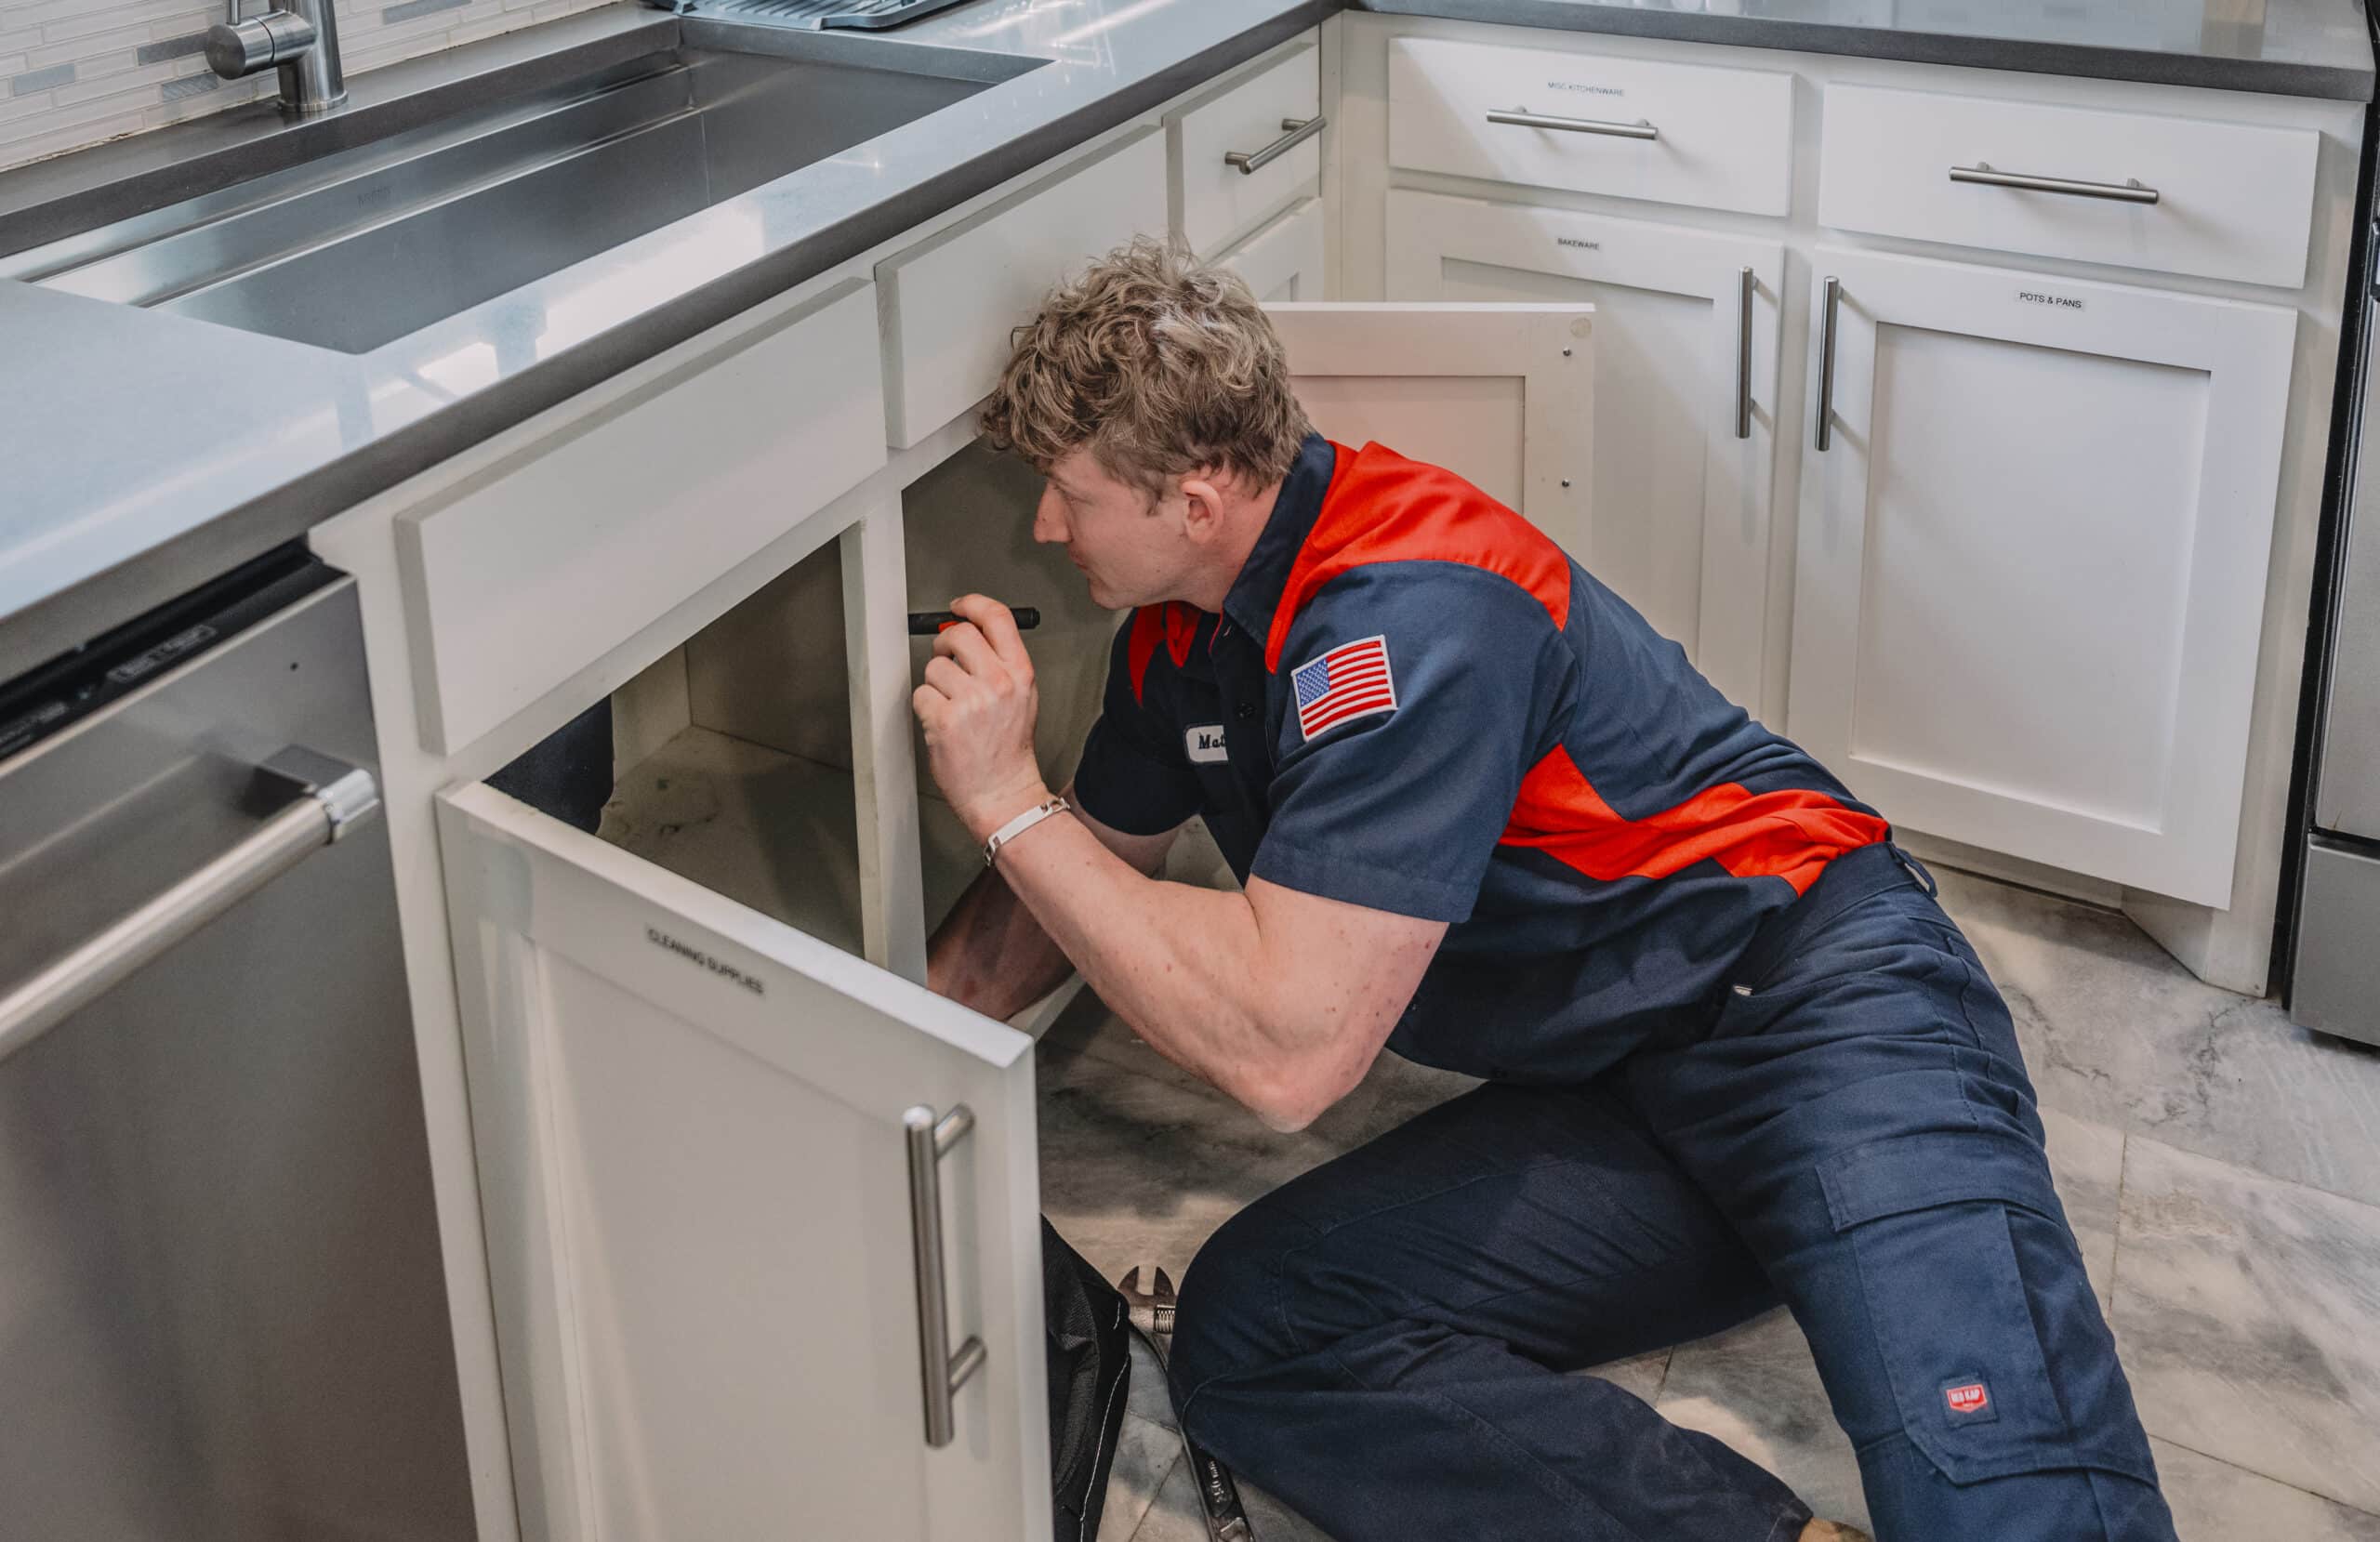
top-left (483, 435), bottom-right (1158, 1023)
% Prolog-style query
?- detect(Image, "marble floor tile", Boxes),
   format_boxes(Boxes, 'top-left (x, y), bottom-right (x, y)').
top-left (1239, 1479), bottom-right (1337, 1542)
top-left (2043, 1104), bottom-right (2126, 1313)
top-left (1124, 1332), bottom-right (1177, 1430)
top-left (2113, 1134), bottom-right (2380, 1513)
top-left (1130, 1451), bottom-right (1335, 1542)
top-left (2154, 1438), bottom-right (2380, 1542)
top-left (1038, 997), bottom-right (1475, 1291)
top-left (1656, 1307), bottom-right (1871, 1533)
top-left (1127, 1456), bottom-right (1210, 1542)
top-left (1584, 1348), bottom-right (1672, 1405)
top-left (1096, 1413), bottom-right (1188, 1542)
top-left (1933, 867), bottom-right (2380, 1206)
top-left (1038, 1023), bottom-right (1301, 1290)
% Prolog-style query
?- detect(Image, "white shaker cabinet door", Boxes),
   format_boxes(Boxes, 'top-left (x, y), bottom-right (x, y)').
top-left (1792, 247), bottom-right (2295, 905)
top-left (1219, 196), bottom-right (1328, 302)
top-left (1265, 298), bottom-right (1594, 560)
top-left (436, 784), bottom-right (1046, 1542)
top-left (1384, 191), bottom-right (1782, 715)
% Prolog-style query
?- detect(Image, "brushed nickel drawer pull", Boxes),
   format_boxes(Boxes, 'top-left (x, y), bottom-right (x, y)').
top-left (1736, 265), bottom-right (1755, 442)
top-left (1815, 275), bottom-right (1841, 454)
top-left (1949, 163), bottom-right (2159, 204)
top-left (906, 1102), bottom-right (986, 1448)
top-left (1487, 109), bottom-right (1659, 141)
top-left (1224, 115), bottom-right (1325, 176)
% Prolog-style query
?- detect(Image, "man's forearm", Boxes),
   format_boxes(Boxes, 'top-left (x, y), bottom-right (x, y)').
top-left (986, 814), bottom-right (1318, 1123)
top-left (925, 865), bottom-right (1078, 1021)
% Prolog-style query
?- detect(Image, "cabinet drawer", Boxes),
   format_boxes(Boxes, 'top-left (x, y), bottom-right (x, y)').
top-left (1388, 37), bottom-right (1793, 217)
top-left (1170, 39), bottom-right (1321, 257)
top-left (1818, 85), bottom-right (2319, 289)
top-left (397, 280), bottom-right (886, 756)
top-left (877, 129), bottom-right (1168, 448)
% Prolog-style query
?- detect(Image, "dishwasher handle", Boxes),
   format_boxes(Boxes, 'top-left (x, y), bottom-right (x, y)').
top-left (0, 747), bottom-right (380, 1064)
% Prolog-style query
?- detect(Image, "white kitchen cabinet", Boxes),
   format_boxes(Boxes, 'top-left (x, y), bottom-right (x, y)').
top-left (877, 128), bottom-right (1169, 449)
top-left (394, 280), bottom-right (887, 757)
top-left (1791, 247), bottom-right (2296, 906)
top-left (1170, 38), bottom-right (1323, 258)
top-left (431, 297), bottom-right (1580, 1542)
top-left (1218, 195), bottom-right (1329, 301)
top-left (1386, 35), bottom-right (1794, 216)
top-left (1818, 83), bottom-right (2320, 290)
top-left (1265, 299), bottom-right (1594, 558)
top-left (1384, 189), bottom-right (1782, 714)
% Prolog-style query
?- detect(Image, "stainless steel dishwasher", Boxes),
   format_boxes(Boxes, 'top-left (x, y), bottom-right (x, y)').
top-left (0, 547), bottom-right (474, 1541)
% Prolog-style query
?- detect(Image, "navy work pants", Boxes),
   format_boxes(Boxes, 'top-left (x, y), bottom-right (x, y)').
top-left (1168, 843), bottom-right (2175, 1541)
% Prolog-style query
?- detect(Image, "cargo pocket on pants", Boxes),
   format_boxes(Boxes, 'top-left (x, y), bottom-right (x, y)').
top-left (1817, 1129), bottom-right (2158, 1489)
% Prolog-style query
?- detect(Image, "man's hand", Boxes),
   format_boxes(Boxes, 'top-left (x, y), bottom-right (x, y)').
top-left (910, 593), bottom-right (1051, 840)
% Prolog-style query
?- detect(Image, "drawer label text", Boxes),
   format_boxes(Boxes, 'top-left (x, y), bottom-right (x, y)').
top-left (1548, 81), bottom-right (1624, 97)
top-left (647, 925), bottom-right (765, 996)
top-left (1556, 236), bottom-right (1602, 252)
top-left (2016, 290), bottom-right (2085, 311)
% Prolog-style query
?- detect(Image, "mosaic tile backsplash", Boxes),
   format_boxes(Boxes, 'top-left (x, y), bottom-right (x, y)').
top-left (0, 0), bottom-right (621, 173)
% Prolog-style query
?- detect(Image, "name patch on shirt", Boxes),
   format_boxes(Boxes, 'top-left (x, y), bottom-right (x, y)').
top-left (1291, 635), bottom-right (1397, 743)
top-left (1185, 724), bottom-right (1229, 764)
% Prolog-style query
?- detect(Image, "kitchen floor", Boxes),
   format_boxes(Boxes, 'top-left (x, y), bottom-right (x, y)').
top-left (1038, 865), bottom-right (2380, 1542)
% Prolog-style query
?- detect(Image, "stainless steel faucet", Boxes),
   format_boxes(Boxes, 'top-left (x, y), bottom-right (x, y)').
top-left (205, 0), bottom-right (346, 113)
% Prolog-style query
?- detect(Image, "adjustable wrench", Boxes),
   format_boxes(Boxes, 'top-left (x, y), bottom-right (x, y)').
top-left (1117, 1265), bottom-right (1254, 1542)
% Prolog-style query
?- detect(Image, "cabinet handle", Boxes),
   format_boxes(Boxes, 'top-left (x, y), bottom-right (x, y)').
top-left (905, 1102), bottom-right (986, 1448)
top-left (1948, 163), bottom-right (2159, 205)
top-left (1224, 115), bottom-right (1325, 176)
top-left (1815, 275), bottom-right (1840, 454)
top-left (1486, 109), bottom-right (1658, 141)
top-left (0, 746), bottom-right (378, 1065)
top-left (1735, 266), bottom-right (1755, 442)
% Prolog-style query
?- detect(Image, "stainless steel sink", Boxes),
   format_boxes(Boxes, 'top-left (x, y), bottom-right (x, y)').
top-left (0, 21), bottom-right (1038, 354)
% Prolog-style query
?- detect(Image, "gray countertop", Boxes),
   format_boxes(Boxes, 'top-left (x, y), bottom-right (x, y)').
top-left (1, 0), bottom-right (2371, 679)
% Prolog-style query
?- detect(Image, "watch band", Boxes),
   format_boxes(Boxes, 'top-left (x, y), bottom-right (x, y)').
top-left (983, 796), bottom-right (1070, 867)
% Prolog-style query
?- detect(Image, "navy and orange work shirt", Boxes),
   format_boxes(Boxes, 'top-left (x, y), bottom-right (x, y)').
top-left (1070, 434), bottom-right (1890, 1083)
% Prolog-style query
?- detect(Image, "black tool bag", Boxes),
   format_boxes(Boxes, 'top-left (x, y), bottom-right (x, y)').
top-left (1043, 1219), bottom-right (1132, 1542)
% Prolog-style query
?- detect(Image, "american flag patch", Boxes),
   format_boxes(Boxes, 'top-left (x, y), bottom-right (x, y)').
top-left (1290, 635), bottom-right (1397, 742)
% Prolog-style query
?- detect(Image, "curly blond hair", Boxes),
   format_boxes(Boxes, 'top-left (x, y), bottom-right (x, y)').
top-left (979, 237), bottom-right (1313, 496)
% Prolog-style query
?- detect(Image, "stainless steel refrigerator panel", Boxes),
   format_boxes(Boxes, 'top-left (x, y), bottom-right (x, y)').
top-left (0, 577), bottom-right (473, 1542)
top-left (2318, 431), bottom-right (2380, 840)
top-left (2292, 837), bottom-right (2380, 1047)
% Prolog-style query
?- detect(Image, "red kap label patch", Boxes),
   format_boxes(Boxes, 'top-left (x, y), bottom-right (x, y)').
top-left (1941, 1379), bottom-right (1995, 1422)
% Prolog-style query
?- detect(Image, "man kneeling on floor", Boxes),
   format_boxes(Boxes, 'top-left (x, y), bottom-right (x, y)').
top-left (910, 238), bottom-right (2177, 1542)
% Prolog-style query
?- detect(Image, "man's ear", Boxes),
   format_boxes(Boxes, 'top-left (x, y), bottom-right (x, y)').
top-left (1178, 469), bottom-right (1229, 544)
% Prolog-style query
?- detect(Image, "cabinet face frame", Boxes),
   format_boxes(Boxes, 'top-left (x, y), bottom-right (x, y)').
top-left (1382, 190), bottom-right (1782, 715)
top-left (1791, 245), bottom-right (2297, 905)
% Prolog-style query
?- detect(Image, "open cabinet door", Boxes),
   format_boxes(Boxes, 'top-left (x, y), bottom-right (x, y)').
top-left (437, 784), bottom-right (1048, 1542)
top-left (1265, 301), bottom-right (1594, 557)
